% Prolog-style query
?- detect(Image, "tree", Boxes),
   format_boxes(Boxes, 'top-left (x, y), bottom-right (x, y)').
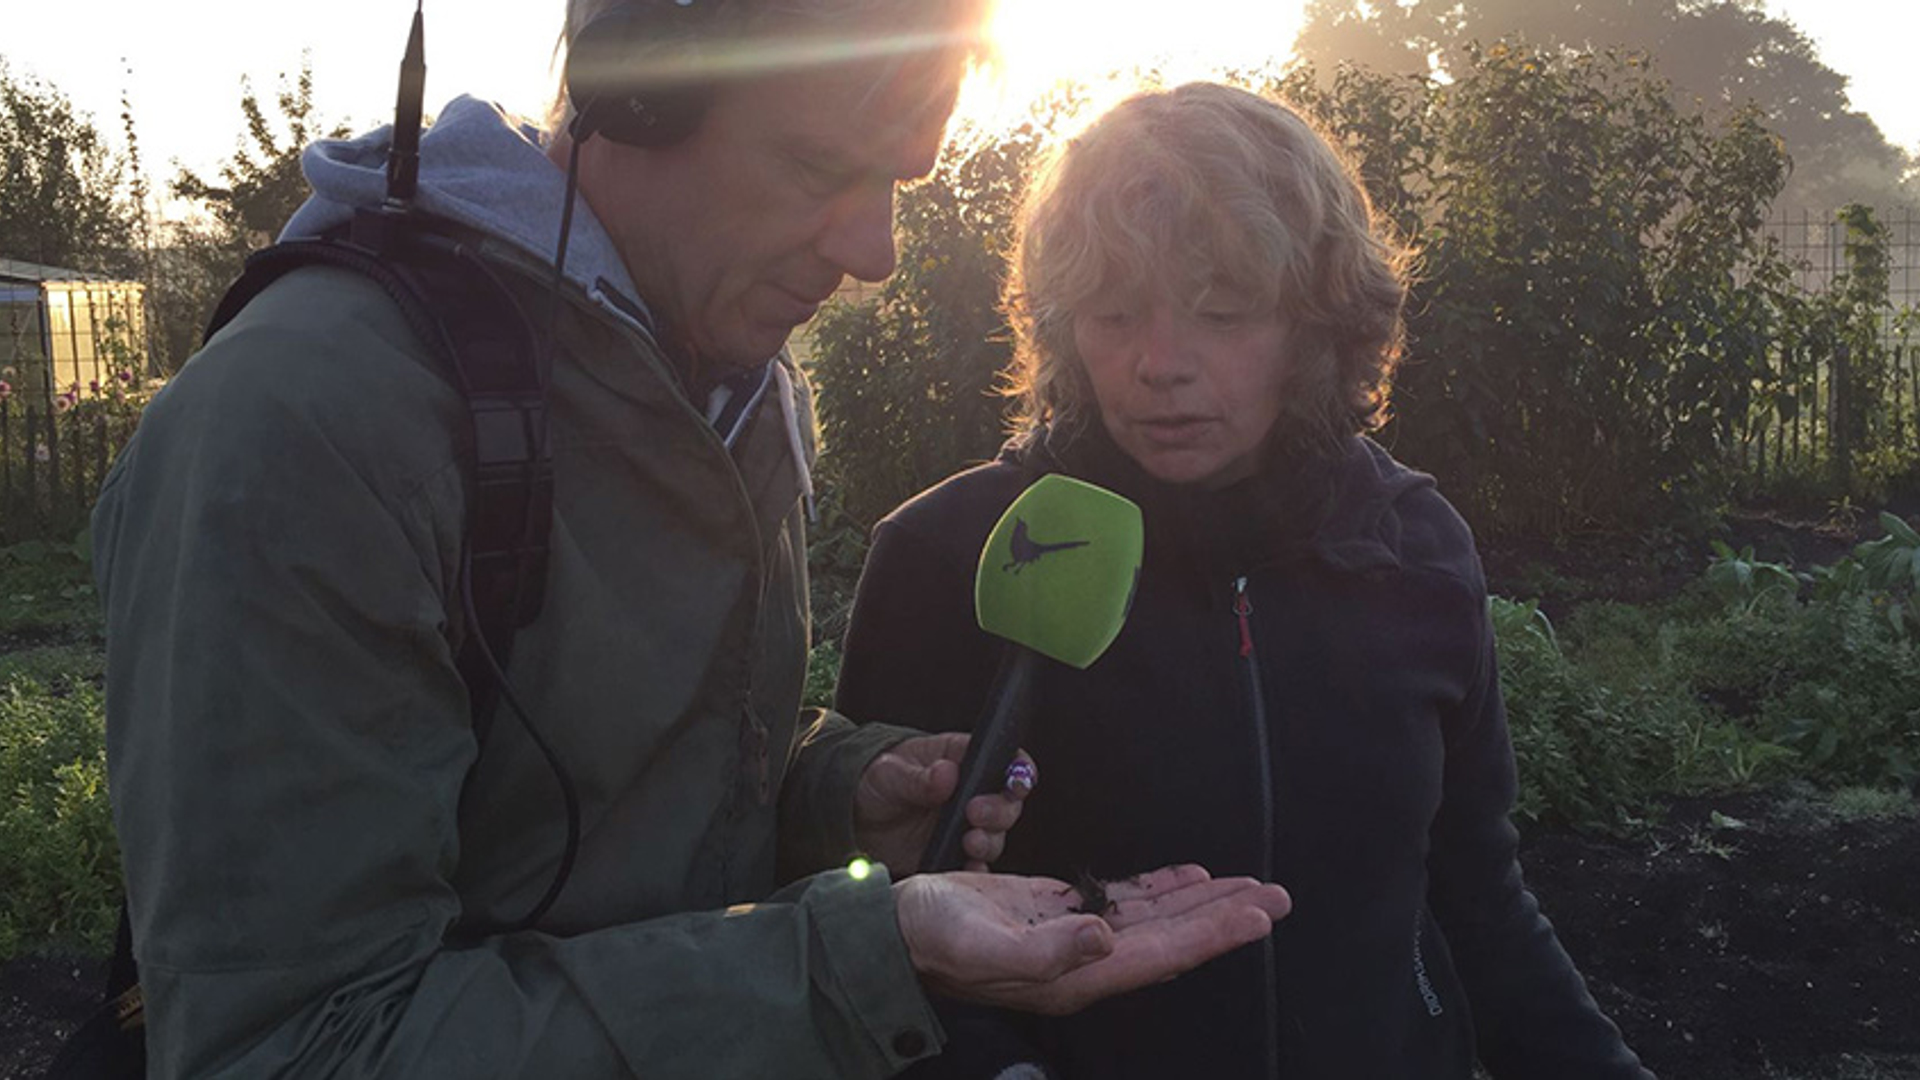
top-left (1292, 0), bottom-right (1915, 211)
top-left (144, 217), bottom-right (244, 375)
top-left (150, 58), bottom-right (351, 372)
top-left (171, 57), bottom-right (350, 256)
top-left (0, 59), bottom-right (141, 275)
top-left (1273, 47), bottom-right (1793, 533)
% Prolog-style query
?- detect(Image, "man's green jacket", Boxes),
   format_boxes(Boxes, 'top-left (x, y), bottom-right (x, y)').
top-left (91, 240), bottom-right (941, 1077)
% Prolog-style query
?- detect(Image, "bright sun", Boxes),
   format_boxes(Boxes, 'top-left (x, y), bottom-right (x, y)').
top-left (957, 0), bottom-right (1309, 132)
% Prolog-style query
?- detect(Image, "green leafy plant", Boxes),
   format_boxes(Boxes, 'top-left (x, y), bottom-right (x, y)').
top-left (1302, 45), bottom-right (1793, 535)
top-left (804, 640), bottom-right (843, 713)
top-left (0, 649), bottom-right (120, 959)
top-left (0, 534), bottom-right (101, 636)
top-left (1703, 540), bottom-right (1803, 613)
top-left (1491, 596), bottom-right (1704, 832)
top-left (1487, 524), bottom-right (1920, 830)
top-left (1843, 512), bottom-right (1920, 635)
top-left (1667, 520), bottom-right (1920, 789)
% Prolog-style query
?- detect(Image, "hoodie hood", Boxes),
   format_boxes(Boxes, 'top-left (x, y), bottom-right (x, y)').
top-left (282, 96), bottom-right (818, 510)
top-left (283, 96), bottom-right (643, 319)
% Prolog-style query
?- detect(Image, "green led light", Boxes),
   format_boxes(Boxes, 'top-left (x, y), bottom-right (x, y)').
top-left (847, 857), bottom-right (873, 881)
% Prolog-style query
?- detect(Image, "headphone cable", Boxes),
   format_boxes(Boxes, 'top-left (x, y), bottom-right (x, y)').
top-left (464, 134), bottom-right (587, 937)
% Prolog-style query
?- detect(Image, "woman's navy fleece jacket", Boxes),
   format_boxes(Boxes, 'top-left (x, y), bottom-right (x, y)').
top-left (836, 427), bottom-right (1652, 1079)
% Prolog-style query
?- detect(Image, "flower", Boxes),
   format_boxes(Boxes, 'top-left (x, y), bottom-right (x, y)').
top-left (54, 394), bottom-right (75, 414)
top-left (0, 380), bottom-right (11, 402)
top-left (33, 443), bottom-right (51, 462)
top-left (89, 379), bottom-right (101, 394)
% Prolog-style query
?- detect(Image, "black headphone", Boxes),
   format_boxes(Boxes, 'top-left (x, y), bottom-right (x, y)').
top-left (565, 0), bottom-right (730, 147)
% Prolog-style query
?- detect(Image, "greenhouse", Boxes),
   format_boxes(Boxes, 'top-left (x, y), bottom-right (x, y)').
top-left (0, 258), bottom-right (147, 408)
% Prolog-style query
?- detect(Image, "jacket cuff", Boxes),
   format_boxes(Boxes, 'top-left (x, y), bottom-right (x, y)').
top-left (779, 713), bottom-right (923, 877)
top-left (808, 863), bottom-right (946, 1071)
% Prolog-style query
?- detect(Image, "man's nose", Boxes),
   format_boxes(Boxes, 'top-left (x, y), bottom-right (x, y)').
top-left (819, 182), bottom-right (898, 283)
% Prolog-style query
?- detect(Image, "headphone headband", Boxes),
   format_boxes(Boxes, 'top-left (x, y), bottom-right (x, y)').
top-left (566, 0), bottom-right (725, 148)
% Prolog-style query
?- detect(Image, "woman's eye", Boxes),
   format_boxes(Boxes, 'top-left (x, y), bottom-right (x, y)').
top-left (1199, 309), bottom-right (1247, 327)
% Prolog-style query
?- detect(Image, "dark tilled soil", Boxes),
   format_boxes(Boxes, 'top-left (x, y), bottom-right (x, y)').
top-left (1522, 788), bottom-right (1920, 1079)
top-left (5, 786), bottom-right (1914, 1078)
top-left (1484, 504), bottom-right (1920, 1079)
top-left (0, 954), bottom-right (104, 1080)
top-left (7, 507), bottom-right (1914, 1078)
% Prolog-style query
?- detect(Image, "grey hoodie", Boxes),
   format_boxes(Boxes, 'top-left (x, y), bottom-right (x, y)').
top-left (286, 95), bottom-right (817, 507)
top-left (285, 95), bottom-right (641, 313)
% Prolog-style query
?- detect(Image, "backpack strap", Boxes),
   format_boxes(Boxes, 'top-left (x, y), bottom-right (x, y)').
top-left (68, 217), bottom-right (561, 1074)
top-left (204, 214), bottom-right (553, 738)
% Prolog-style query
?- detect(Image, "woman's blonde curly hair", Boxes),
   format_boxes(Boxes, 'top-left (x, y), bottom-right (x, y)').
top-left (1003, 82), bottom-right (1415, 455)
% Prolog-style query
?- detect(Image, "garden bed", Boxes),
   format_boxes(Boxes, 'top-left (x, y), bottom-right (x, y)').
top-left (1527, 785), bottom-right (1920, 1079)
top-left (3, 781), bottom-right (1916, 1077)
top-left (3, 507), bottom-right (1915, 1077)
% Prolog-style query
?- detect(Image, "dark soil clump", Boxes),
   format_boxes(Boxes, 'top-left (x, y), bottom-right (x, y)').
top-left (0, 954), bottom-right (104, 1080)
top-left (1521, 787), bottom-right (1920, 1079)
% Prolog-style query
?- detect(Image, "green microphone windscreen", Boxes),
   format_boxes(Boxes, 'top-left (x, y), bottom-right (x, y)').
top-left (974, 474), bottom-right (1143, 669)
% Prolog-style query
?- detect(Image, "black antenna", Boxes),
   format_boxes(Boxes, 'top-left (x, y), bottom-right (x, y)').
top-left (385, 0), bottom-right (427, 209)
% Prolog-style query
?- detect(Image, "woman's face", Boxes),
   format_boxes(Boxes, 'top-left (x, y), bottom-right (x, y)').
top-left (1073, 282), bottom-right (1291, 488)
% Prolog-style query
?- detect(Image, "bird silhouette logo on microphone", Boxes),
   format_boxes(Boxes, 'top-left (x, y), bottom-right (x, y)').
top-left (1001, 519), bottom-right (1092, 574)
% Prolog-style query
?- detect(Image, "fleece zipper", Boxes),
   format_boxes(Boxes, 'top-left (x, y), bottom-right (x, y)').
top-left (1233, 575), bottom-right (1281, 1078)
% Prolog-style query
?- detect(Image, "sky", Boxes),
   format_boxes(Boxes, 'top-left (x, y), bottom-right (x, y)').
top-left (1, 0), bottom-right (1914, 216)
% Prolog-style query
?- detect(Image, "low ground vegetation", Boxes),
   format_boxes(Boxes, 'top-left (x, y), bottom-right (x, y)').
top-left (1492, 510), bottom-right (1920, 834)
top-left (4, 509), bottom-right (1917, 1073)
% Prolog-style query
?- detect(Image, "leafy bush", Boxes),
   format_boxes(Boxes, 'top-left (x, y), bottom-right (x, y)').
top-left (1, 391), bottom-right (149, 547)
top-left (0, 648), bottom-right (120, 959)
top-left (1747, 596), bottom-right (1917, 787)
top-left (804, 640), bottom-right (843, 713)
top-left (805, 484), bottom-right (874, 654)
top-left (1272, 47), bottom-right (1796, 535)
top-left (0, 534), bottom-right (101, 636)
top-left (1492, 597), bottom-right (1747, 832)
top-left (1679, 513), bottom-right (1920, 787)
top-left (1501, 515), bottom-right (1920, 832)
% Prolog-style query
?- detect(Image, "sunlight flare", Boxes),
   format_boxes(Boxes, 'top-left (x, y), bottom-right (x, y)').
top-left (957, 0), bottom-right (1308, 134)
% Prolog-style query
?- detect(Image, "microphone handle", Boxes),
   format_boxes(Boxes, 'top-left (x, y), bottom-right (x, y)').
top-left (918, 644), bottom-right (1036, 874)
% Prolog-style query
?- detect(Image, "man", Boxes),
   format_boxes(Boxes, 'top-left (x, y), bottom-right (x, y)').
top-left (89, 0), bottom-right (1291, 1075)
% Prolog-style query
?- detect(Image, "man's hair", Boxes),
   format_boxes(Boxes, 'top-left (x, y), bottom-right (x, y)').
top-left (547, 0), bottom-right (993, 134)
top-left (1002, 82), bottom-right (1415, 454)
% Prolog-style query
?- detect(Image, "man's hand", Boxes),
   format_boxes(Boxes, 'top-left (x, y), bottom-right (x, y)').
top-left (855, 733), bottom-right (1034, 876)
top-left (894, 864), bottom-right (1291, 1016)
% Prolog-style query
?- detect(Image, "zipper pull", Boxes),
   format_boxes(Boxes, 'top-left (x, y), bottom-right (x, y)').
top-left (1232, 576), bottom-right (1254, 658)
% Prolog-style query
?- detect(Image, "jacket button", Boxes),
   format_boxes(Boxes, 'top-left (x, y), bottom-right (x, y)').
top-left (892, 1029), bottom-right (930, 1058)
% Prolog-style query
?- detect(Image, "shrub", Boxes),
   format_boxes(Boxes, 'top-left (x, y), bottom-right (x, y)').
top-left (804, 640), bottom-right (843, 713)
top-left (0, 534), bottom-right (101, 636)
top-left (1750, 596), bottom-right (1919, 788)
top-left (1492, 597), bottom-right (1741, 832)
top-left (0, 648), bottom-right (120, 959)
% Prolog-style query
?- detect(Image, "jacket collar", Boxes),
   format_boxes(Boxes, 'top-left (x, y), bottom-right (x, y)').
top-left (1007, 422), bottom-right (1429, 577)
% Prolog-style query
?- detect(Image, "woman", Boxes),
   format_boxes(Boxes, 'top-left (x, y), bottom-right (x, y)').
top-left (835, 83), bottom-right (1652, 1078)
